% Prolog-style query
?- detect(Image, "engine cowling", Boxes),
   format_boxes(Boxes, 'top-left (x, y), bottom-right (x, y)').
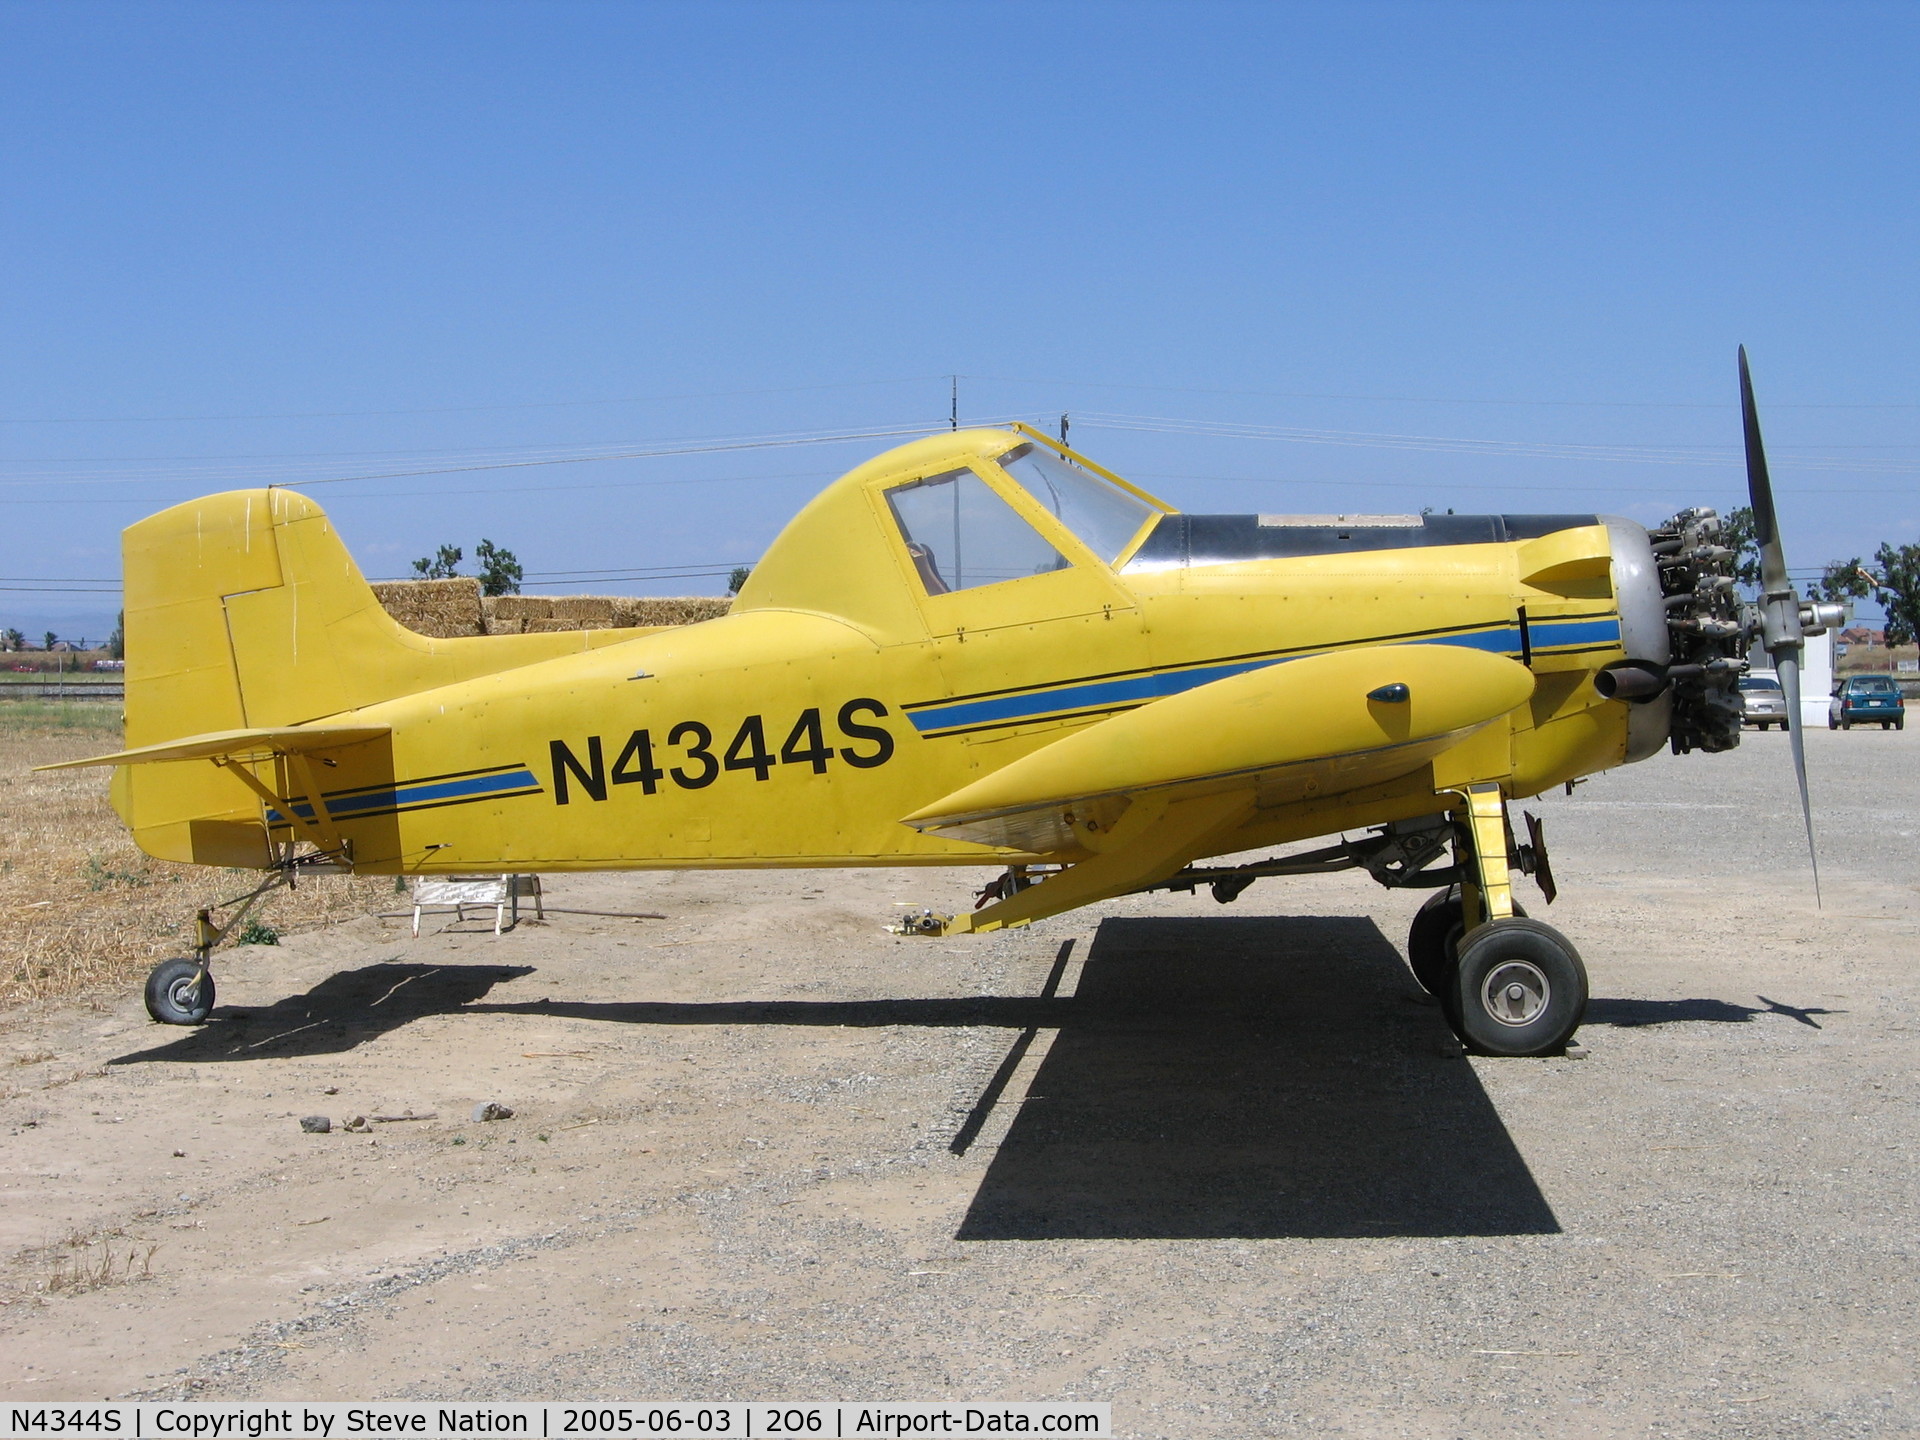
top-left (1602, 510), bottom-right (1748, 757)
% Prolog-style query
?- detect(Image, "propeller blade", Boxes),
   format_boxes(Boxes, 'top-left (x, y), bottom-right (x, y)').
top-left (1739, 345), bottom-right (1791, 599)
top-left (1739, 346), bottom-right (1821, 905)
top-left (1775, 649), bottom-right (1822, 907)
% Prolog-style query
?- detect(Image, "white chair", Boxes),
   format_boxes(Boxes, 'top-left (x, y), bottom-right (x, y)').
top-left (409, 874), bottom-right (543, 936)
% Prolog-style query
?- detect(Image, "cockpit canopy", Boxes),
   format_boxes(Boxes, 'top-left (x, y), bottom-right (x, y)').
top-left (734, 426), bottom-right (1171, 639)
top-left (735, 424), bottom-right (1600, 643)
top-left (994, 442), bottom-right (1160, 565)
top-left (883, 442), bottom-right (1160, 595)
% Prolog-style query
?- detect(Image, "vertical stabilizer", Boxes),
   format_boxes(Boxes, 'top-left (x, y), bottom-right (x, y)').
top-left (115, 488), bottom-right (633, 864)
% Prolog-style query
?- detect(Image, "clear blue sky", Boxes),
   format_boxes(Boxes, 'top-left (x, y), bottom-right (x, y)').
top-left (4, 0), bottom-right (1916, 642)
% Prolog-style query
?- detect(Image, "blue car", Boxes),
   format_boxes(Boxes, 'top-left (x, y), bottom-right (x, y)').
top-left (1830, 675), bottom-right (1906, 730)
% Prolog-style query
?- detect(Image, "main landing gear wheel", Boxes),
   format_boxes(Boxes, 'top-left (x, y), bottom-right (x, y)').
top-left (144, 958), bottom-right (215, 1025)
top-left (1443, 919), bottom-right (1587, 1057)
top-left (1406, 885), bottom-right (1526, 995)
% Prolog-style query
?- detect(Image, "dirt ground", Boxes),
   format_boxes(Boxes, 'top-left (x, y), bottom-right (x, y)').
top-left (0, 711), bottom-right (385, 1009)
top-left (1, 722), bottom-right (1915, 1438)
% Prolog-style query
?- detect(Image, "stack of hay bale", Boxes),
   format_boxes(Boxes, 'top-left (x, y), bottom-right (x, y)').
top-left (369, 578), bottom-right (488, 638)
top-left (370, 580), bottom-right (732, 638)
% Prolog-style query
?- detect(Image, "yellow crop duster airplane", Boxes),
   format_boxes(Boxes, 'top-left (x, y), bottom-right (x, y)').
top-left (50, 351), bottom-right (1835, 1058)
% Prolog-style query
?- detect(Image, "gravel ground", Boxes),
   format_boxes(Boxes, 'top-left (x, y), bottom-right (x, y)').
top-left (1, 722), bottom-right (1914, 1437)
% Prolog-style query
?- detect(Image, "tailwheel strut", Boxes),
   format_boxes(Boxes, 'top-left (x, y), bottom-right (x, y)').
top-left (141, 863), bottom-right (309, 1026)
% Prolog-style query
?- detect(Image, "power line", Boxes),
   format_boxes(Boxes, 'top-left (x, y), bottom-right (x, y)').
top-left (0, 419), bottom-right (1022, 494)
top-left (1133, 471), bottom-right (1910, 498)
top-left (0, 468), bottom-right (840, 507)
top-left (0, 376), bottom-right (949, 426)
top-left (1082, 413), bottom-right (1920, 476)
top-left (965, 373), bottom-right (1920, 411)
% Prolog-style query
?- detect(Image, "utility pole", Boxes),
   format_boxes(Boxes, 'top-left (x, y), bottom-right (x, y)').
top-left (950, 376), bottom-right (958, 431)
top-left (1059, 413), bottom-right (1070, 446)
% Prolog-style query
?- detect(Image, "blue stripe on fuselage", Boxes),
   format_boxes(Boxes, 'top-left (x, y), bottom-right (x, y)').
top-left (905, 616), bottom-right (1621, 734)
top-left (271, 766), bottom-right (541, 823)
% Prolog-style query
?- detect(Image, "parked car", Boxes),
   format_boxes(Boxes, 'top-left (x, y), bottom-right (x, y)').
top-left (1737, 671), bottom-right (1789, 729)
top-left (1830, 674), bottom-right (1906, 730)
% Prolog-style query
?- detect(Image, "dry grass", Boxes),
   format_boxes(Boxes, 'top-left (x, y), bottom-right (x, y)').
top-left (1836, 641), bottom-right (1919, 678)
top-left (44, 1235), bottom-right (159, 1295)
top-left (0, 710), bottom-right (388, 1013)
top-left (4, 1226), bottom-right (159, 1300)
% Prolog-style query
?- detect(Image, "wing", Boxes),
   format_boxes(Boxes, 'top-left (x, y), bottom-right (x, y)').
top-left (901, 644), bottom-right (1535, 853)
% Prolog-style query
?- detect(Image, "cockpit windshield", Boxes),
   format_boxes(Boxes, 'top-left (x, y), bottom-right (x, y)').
top-left (886, 468), bottom-right (1068, 594)
top-left (994, 442), bottom-right (1158, 564)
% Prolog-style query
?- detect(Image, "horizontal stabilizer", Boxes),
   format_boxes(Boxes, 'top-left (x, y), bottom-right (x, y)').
top-left (903, 644), bottom-right (1533, 851)
top-left (35, 724), bottom-right (389, 772)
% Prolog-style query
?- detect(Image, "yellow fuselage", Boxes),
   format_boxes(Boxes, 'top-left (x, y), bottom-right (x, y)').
top-left (108, 428), bottom-right (1647, 879)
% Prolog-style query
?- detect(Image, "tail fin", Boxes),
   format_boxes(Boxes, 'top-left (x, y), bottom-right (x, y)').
top-left (115, 488), bottom-right (626, 864)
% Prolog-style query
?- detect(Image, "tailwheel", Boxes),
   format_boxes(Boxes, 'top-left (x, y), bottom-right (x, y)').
top-left (145, 957), bottom-right (216, 1025)
top-left (1443, 918), bottom-right (1587, 1057)
top-left (1407, 885), bottom-right (1525, 995)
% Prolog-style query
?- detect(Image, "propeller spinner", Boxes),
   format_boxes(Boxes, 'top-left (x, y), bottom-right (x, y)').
top-left (1738, 346), bottom-right (1844, 902)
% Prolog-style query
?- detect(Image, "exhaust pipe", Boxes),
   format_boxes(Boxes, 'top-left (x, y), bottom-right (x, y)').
top-left (1594, 662), bottom-right (1669, 702)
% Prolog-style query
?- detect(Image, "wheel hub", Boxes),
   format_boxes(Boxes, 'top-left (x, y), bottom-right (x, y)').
top-left (1480, 960), bottom-right (1550, 1026)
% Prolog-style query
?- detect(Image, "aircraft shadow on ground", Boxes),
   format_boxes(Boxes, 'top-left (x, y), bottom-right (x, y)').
top-left (105, 916), bottom-right (1583, 1240)
top-left (110, 962), bottom-right (535, 1064)
top-left (952, 915), bottom-right (1560, 1242)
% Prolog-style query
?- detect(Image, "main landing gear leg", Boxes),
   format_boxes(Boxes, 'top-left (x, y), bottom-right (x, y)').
top-left (1438, 783), bottom-right (1588, 1058)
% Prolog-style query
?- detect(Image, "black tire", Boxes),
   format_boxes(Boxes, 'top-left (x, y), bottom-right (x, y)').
top-left (1842, 714), bottom-right (1852, 730)
top-left (1444, 919), bottom-right (1588, 1057)
top-left (145, 958), bottom-right (215, 1025)
top-left (1407, 885), bottom-right (1527, 995)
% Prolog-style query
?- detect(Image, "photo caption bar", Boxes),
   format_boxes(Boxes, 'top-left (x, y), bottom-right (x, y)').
top-left (2, 1403), bottom-right (1110, 1440)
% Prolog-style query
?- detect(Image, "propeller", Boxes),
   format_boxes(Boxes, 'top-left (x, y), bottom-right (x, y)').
top-left (1739, 346), bottom-right (1839, 904)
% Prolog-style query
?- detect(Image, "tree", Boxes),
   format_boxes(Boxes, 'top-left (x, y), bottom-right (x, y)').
top-left (1720, 506), bottom-right (1761, 592)
top-left (107, 610), bottom-right (125, 661)
top-left (0, 628), bottom-right (21, 652)
top-left (42, 631), bottom-right (57, 652)
top-left (1808, 558), bottom-right (1873, 610)
top-left (1869, 541), bottom-right (1920, 647)
top-left (728, 566), bottom-right (752, 596)
top-left (412, 544), bottom-right (463, 579)
top-left (474, 539), bottom-right (523, 596)
top-left (410, 540), bottom-right (524, 594)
